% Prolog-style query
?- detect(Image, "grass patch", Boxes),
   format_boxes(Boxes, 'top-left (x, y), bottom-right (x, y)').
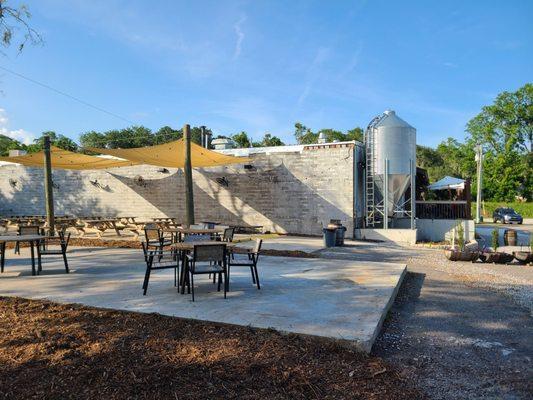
top-left (472, 202), bottom-right (533, 218)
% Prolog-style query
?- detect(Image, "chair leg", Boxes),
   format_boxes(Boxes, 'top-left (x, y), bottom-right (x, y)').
top-left (190, 273), bottom-right (195, 302)
top-left (250, 266), bottom-right (256, 284)
top-left (62, 248), bottom-right (69, 273)
top-left (223, 268), bottom-right (228, 299)
top-left (37, 250), bottom-right (42, 274)
top-left (0, 242), bottom-right (5, 273)
top-left (217, 272), bottom-right (221, 292)
top-left (254, 264), bottom-right (260, 289)
top-left (142, 262), bottom-right (152, 295)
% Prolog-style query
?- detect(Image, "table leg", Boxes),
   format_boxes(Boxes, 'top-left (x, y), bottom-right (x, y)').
top-left (30, 241), bottom-right (36, 276)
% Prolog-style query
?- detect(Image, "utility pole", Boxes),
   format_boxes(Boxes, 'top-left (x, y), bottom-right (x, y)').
top-left (183, 124), bottom-right (195, 227)
top-left (43, 135), bottom-right (55, 235)
top-left (475, 144), bottom-right (483, 223)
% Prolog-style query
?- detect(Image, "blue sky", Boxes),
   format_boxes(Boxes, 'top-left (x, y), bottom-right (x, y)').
top-left (0, 0), bottom-right (531, 147)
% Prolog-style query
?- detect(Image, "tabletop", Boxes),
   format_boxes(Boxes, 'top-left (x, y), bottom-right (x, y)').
top-left (176, 228), bottom-right (224, 234)
top-left (171, 241), bottom-right (235, 250)
top-left (0, 234), bottom-right (46, 242)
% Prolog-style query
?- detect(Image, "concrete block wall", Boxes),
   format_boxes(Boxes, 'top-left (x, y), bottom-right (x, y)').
top-left (0, 146), bottom-right (355, 236)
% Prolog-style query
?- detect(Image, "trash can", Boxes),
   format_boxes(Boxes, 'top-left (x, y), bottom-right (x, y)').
top-left (323, 228), bottom-right (337, 248)
top-left (335, 226), bottom-right (347, 246)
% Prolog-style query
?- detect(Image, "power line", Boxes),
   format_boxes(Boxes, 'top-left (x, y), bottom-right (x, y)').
top-left (0, 65), bottom-right (136, 125)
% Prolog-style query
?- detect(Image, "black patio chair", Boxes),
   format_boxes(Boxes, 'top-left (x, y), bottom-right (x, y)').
top-left (144, 223), bottom-right (172, 249)
top-left (15, 225), bottom-right (41, 254)
top-left (227, 239), bottom-right (262, 289)
top-left (185, 244), bottom-right (227, 301)
top-left (36, 231), bottom-right (71, 274)
top-left (0, 240), bottom-right (5, 273)
top-left (222, 227), bottom-right (235, 242)
top-left (141, 242), bottom-right (179, 295)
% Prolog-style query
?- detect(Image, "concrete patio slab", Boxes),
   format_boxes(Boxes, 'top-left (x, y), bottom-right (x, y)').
top-left (0, 246), bottom-right (406, 352)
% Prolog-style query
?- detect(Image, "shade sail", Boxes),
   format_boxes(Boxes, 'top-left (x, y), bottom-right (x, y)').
top-left (86, 139), bottom-right (251, 168)
top-left (428, 176), bottom-right (465, 191)
top-left (0, 146), bottom-right (138, 170)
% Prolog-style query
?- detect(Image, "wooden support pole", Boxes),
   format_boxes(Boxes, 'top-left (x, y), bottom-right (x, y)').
top-left (43, 135), bottom-right (55, 235)
top-left (183, 124), bottom-right (195, 227)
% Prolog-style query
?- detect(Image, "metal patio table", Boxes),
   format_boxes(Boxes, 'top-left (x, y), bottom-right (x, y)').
top-left (0, 234), bottom-right (45, 276)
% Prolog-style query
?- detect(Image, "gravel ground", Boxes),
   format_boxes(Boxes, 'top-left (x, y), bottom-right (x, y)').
top-left (319, 242), bottom-right (533, 399)
top-left (411, 252), bottom-right (533, 315)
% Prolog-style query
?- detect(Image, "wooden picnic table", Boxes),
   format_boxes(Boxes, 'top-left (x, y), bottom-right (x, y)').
top-left (0, 234), bottom-right (45, 276)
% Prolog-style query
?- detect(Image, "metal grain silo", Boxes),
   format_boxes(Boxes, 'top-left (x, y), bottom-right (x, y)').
top-left (365, 110), bottom-right (416, 229)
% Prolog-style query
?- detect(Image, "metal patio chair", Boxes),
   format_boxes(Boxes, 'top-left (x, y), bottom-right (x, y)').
top-left (141, 242), bottom-right (179, 295)
top-left (144, 223), bottom-right (172, 249)
top-left (36, 231), bottom-right (71, 274)
top-left (227, 239), bottom-right (262, 289)
top-left (184, 244), bottom-right (228, 301)
top-left (0, 240), bottom-right (5, 273)
top-left (15, 225), bottom-right (41, 254)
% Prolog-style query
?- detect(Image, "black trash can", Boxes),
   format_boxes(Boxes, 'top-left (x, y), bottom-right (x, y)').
top-left (335, 226), bottom-right (347, 246)
top-left (323, 228), bottom-right (337, 247)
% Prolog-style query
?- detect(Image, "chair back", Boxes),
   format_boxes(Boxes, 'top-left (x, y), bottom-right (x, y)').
top-left (19, 225), bottom-right (41, 236)
top-left (222, 227), bottom-right (235, 242)
top-left (253, 239), bottom-right (263, 254)
top-left (184, 233), bottom-right (211, 243)
top-left (144, 223), bottom-right (161, 243)
top-left (193, 244), bottom-right (226, 262)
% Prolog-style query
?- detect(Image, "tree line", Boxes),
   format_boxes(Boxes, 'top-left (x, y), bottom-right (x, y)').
top-left (1, 84), bottom-right (530, 202)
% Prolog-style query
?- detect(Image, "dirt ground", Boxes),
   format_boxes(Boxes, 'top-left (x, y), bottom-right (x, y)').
top-left (0, 296), bottom-right (422, 400)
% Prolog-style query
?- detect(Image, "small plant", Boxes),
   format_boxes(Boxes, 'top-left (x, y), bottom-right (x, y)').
top-left (491, 229), bottom-right (499, 252)
top-left (456, 223), bottom-right (465, 251)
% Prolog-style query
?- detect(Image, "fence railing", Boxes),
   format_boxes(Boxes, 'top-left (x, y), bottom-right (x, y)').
top-left (416, 201), bottom-right (471, 220)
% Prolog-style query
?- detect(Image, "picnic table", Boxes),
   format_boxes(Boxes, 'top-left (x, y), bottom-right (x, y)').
top-left (230, 224), bottom-right (264, 234)
top-left (0, 234), bottom-right (45, 276)
top-left (76, 219), bottom-right (122, 238)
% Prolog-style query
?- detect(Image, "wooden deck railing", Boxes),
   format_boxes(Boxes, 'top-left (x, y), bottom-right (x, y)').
top-left (416, 201), bottom-right (471, 220)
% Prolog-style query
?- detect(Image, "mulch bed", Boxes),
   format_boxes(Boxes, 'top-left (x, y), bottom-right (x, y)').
top-left (0, 297), bottom-right (423, 399)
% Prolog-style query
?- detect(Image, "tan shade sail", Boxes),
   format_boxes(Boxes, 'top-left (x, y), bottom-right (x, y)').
top-left (86, 139), bottom-right (251, 168)
top-left (0, 146), bottom-right (138, 170)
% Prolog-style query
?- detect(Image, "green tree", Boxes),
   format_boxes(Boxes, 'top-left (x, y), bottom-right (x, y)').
top-left (294, 122), bottom-right (318, 144)
top-left (154, 126), bottom-right (181, 144)
top-left (232, 131), bottom-right (253, 148)
top-left (79, 131), bottom-right (107, 149)
top-left (294, 123), bottom-right (364, 144)
top-left (416, 145), bottom-right (445, 183)
top-left (466, 83), bottom-right (532, 200)
top-left (259, 133), bottom-right (284, 147)
top-left (0, 133), bottom-right (24, 155)
top-left (31, 131), bottom-right (78, 152)
top-left (346, 127), bottom-right (364, 142)
top-left (0, 0), bottom-right (42, 53)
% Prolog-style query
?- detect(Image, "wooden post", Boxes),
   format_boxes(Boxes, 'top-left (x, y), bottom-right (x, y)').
top-left (43, 135), bottom-right (55, 235)
top-left (183, 124), bottom-right (195, 227)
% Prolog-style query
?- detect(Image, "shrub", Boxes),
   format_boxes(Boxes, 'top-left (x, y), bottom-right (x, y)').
top-left (491, 229), bottom-right (499, 252)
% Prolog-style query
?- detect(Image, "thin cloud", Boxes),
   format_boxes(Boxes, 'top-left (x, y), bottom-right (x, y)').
top-left (0, 108), bottom-right (35, 145)
top-left (233, 14), bottom-right (247, 60)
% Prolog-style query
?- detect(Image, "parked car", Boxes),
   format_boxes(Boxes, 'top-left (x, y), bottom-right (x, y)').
top-left (492, 207), bottom-right (523, 224)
